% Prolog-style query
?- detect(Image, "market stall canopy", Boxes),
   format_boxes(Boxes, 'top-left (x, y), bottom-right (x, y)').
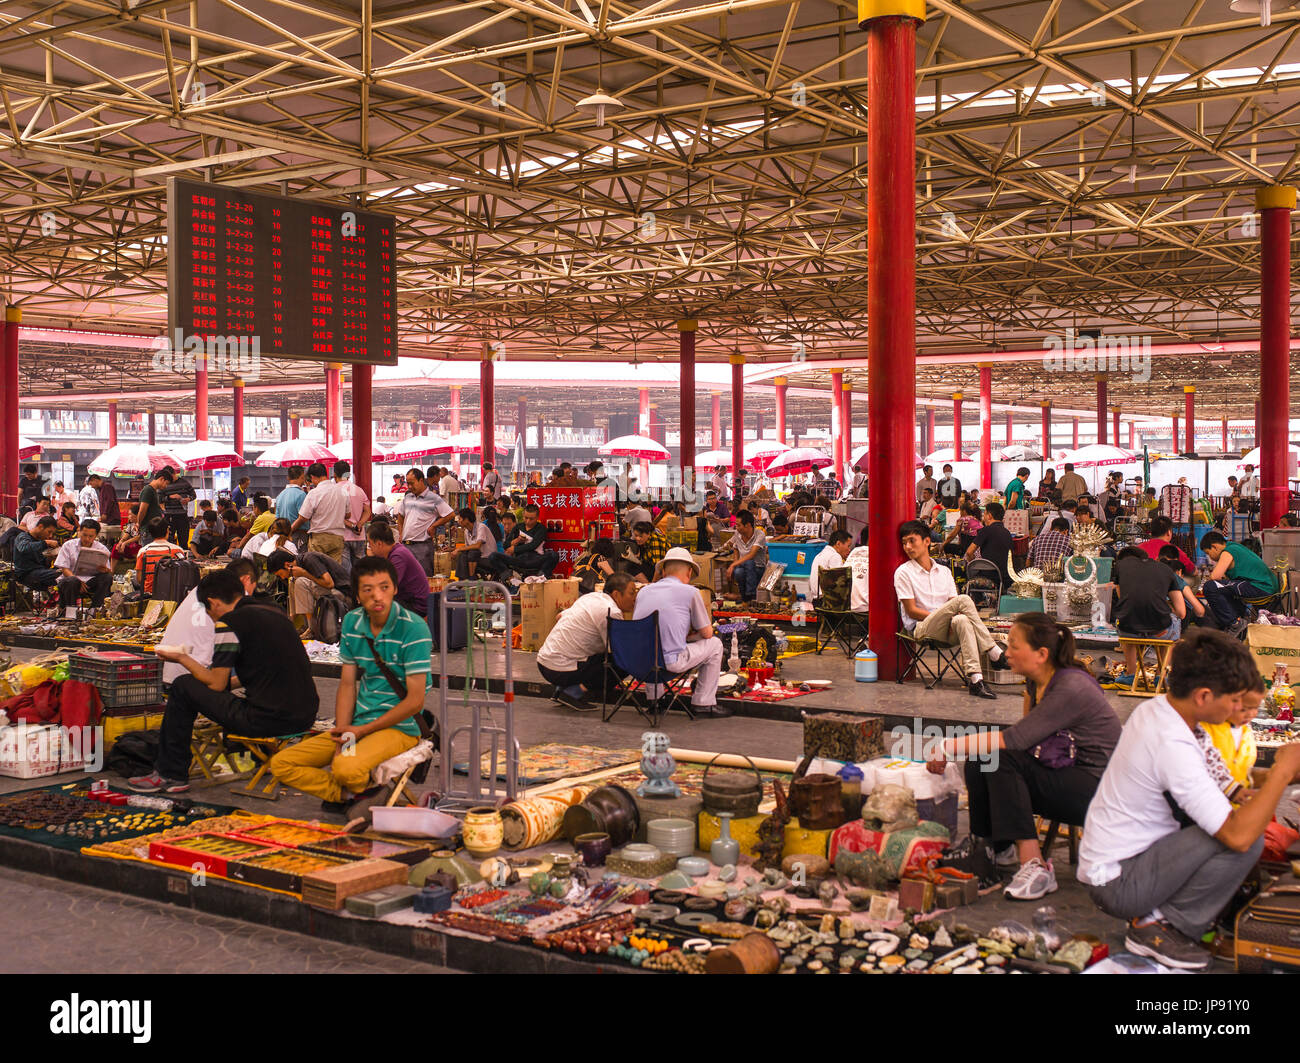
top-left (744, 438), bottom-right (790, 470)
top-left (17, 436), bottom-right (41, 459)
top-left (693, 449), bottom-right (735, 469)
top-left (1053, 444), bottom-right (1139, 468)
top-left (171, 440), bottom-right (245, 471)
top-left (923, 448), bottom-right (974, 464)
top-left (444, 431), bottom-right (511, 456)
top-left (851, 443), bottom-right (925, 469)
top-left (328, 438), bottom-right (391, 465)
top-left (599, 434), bottom-right (671, 460)
top-left (386, 434), bottom-right (453, 462)
top-left (1235, 444), bottom-right (1300, 469)
top-left (764, 447), bottom-right (833, 476)
top-left (88, 444), bottom-right (185, 477)
top-left (253, 439), bottom-right (338, 469)
top-left (997, 444), bottom-right (1045, 461)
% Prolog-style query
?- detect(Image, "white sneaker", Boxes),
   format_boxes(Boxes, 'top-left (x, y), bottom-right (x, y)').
top-left (1003, 857), bottom-right (1058, 901)
top-left (990, 844), bottom-right (1020, 868)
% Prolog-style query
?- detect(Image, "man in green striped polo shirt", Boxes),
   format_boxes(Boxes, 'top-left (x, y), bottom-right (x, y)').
top-left (1200, 530), bottom-right (1278, 638)
top-left (271, 555), bottom-right (432, 813)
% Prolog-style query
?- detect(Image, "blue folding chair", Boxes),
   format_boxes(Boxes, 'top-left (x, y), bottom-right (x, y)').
top-left (603, 612), bottom-right (700, 724)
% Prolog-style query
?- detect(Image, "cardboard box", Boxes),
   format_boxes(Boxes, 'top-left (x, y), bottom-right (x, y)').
top-left (1246, 623), bottom-right (1300, 676)
top-left (0, 723), bottom-right (88, 779)
top-left (433, 550), bottom-right (453, 577)
top-left (1003, 508), bottom-right (1030, 537)
top-left (519, 577), bottom-right (581, 651)
top-left (691, 552), bottom-right (722, 592)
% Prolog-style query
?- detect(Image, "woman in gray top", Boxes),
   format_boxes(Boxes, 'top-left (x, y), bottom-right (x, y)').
top-left (927, 612), bottom-right (1121, 901)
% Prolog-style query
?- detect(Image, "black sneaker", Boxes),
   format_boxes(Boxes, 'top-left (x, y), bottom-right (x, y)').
top-left (555, 690), bottom-right (592, 711)
top-left (1227, 616), bottom-right (1250, 640)
top-left (691, 704), bottom-right (733, 718)
top-left (320, 799), bottom-right (349, 815)
top-left (990, 652), bottom-right (1011, 671)
top-left (1124, 919), bottom-right (1212, 970)
top-left (937, 842), bottom-right (1001, 893)
top-left (968, 678), bottom-right (997, 699)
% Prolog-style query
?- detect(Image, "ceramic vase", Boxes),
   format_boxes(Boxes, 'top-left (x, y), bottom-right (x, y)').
top-left (710, 811), bottom-right (740, 867)
top-left (462, 806), bottom-right (504, 858)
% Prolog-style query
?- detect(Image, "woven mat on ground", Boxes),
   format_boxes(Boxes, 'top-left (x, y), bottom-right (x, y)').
top-left (595, 760), bottom-right (795, 801)
top-left (0, 781), bottom-right (242, 853)
top-left (455, 743), bottom-right (641, 786)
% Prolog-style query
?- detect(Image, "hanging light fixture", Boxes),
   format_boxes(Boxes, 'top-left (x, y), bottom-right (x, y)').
top-left (576, 42), bottom-right (622, 127)
top-left (1230, 0), bottom-right (1274, 26)
top-left (1109, 113), bottom-right (1154, 183)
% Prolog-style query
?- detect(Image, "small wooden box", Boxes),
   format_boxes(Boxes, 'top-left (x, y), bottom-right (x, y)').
top-left (300, 858), bottom-right (410, 909)
top-left (802, 711), bottom-right (884, 762)
top-left (898, 877), bottom-right (936, 912)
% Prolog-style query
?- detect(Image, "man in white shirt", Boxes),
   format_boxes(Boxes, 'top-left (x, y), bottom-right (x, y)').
top-left (439, 468), bottom-right (465, 499)
top-left (1078, 629), bottom-right (1300, 969)
top-left (808, 530), bottom-right (853, 601)
top-left (724, 510), bottom-right (768, 599)
top-left (395, 468), bottom-right (455, 574)
top-left (481, 461), bottom-right (503, 500)
top-left (893, 519), bottom-right (1008, 698)
top-left (710, 466), bottom-right (731, 501)
top-left (850, 463), bottom-right (867, 498)
top-left (451, 506), bottom-right (500, 579)
top-left (332, 461), bottom-right (371, 576)
top-left (918, 487), bottom-right (940, 523)
top-left (538, 573), bottom-right (639, 709)
top-left (633, 548), bottom-right (727, 717)
top-left (291, 462), bottom-right (349, 561)
top-left (915, 465), bottom-right (937, 506)
top-left (21, 499), bottom-right (52, 533)
top-left (77, 474), bottom-right (103, 521)
top-left (156, 557), bottom-right (262, 684)
top-left (53, 519), bottom-right (113, 609)
top-left (624, 502), bottom-right (653, 530)
top-left (1238, 464), bottom-right (1259, 500)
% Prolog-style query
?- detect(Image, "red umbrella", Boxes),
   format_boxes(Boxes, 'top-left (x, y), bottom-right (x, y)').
top-left (387, 434), bottom-right (452, 462)
top-left (599, 434), bottom-right (671, 460)
top-left (18, 436), bottom-right (41, 460)
top-left (444, 431), bottom-right (511, 456)
top-left (330, 438), bottom-right (392, 464)
top-left (253, 439), bottom-right (338, 468)
top-left (765, 447), bottom-right (833, 477)
top-left (171, 440), bottom-right (245, 471)
top-left (88, 444), bottom-right (185, 477)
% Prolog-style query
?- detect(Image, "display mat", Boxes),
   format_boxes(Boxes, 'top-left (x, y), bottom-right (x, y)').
top-left (457, 743), bottom-right (640, 786)
top-left (0, 782), bottom-right (242, 853)
top-left (596, 760), bottom-right (795, 801)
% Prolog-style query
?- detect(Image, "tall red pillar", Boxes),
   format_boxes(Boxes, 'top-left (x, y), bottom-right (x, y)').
top-left (1255, 400), bottom-right (1261, 448)
top-left (1005, 410), bottom-right (1013, 448)
top-left (147, 408), bottom-right (156, 446)
top-left (1040, 401), bottom-right (1051, 456)
top-left (842, 378), bottom-right (853, 475)
top-left (290, 413), bottom-right (299, 440)
top-left (1171, 411), bottom-right (1179, 451)
top-left (280, 406), bottom-right (289, 442)
top-left (1184, 385), bottom-right (1196, 454)
top-left (830, 369), bottom-right (845, 481)
top-left (926, 407), bottom-right (936, 456)
top-left (195, 352), bottom-right (209, 441)
top-left (516, 397), bottom-right (527, 478)
top-left (449, 384), bottom-right (462, 474)
top-left (352, 363), bottom-right (372, 500)
top-left (232, 380), bottom-right (244, 456)
top-left (730, 354), bottom-right (745, 487)
top-left (1129, 421), bottom-right (1136, 450)
top-left (325, 363), bottom-right (343, 445)
top-left (638, 387), bottom-right (650, 486)
top-left (774, 377), bottom-right (788, 446)
top-left (0, 305), bottom-right (18, 516)
top-left (952, 392), bottom-right (963, 457)
top-left (480, 343), bottom-right (495, 479)
top-left (1258, 185), bottom-right (1294, 527)
top-left (678, 319), bottom-right (696, 488)
top-left (1095, 374), bottom-right (1107, 445)
top-left (1222, 417), bottom-right (1229, 454)
top-left (1111, 406), bottom-right (1120, 448)
top-left (862, 0), bottom-right (921, 680)
top-left (108, 400), bottom-right (119, 448)
top-left (978, 364), bottom-right (992, 490)
top-left (1072, 418), bottom-right (1079, 449)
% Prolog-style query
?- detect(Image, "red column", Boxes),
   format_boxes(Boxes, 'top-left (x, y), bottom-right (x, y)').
top-left (1255, 400), bottom-right (1261, 448)
top-left (730, 354), bottom-right (745, 486)
top-left (280, 406), bottom-right (289, 442)
top-left (926, 407), bottom-right (936, 456)
top-left (951, 392), bottom-right (963, 457)
top-left (352, 363), bottom-right (372, 500)
top-left (449, 384), bottom-right (462, 474)
top-left (711, 393), bottom-right (721, 451)
top-left (1129, 421), bottom-right (1136, 450)
top-left (1171, 411), bottom-right (1179, 451)
top-left (480, 344), bottom-right (495, 479)
top-left (638, 387), bottom-right (650, 485)
top-left (1095, 374), bottom-right (1107, 445)
top-left (290, 413), bottom-right (299, 440)
top-left (325, 363), bottom-right (342, 445)
top-left (678, 319), bottom-right (696, 487)
top-left (1040, 401), bottom-right (1051, 455)
top-left (1005, 410), bottom-right (1013, 448)
top-left (195, 352), bottom-right (209, 441)
top-left (147, 408), bottom-right (156, 447)
top-left (516, 397), bottom-right (527, 477)
top-left (774, 377), bottom-right (788, 446)
top-left (108, 400), bottom-right (119, 448)
top-left (1072, 417), bottom-right (1079, 449)
top-left (1112, 406), bottom-right (1120, 448)
top-left (232, 379), bottom-right (245, 457)
top-left (1184, 386), bottom-right (1196, 454)
top-left (978, 364), bottom-right (992, 490)
top-left (830, 370), bottom-right (845, 481)
top-left (1258, 185), bottom-right (1294, 526)
top-left (863, 3), bottom-right (921, 680)
top-left (842, 377), bottom-right (853, 475)
top-left (1222, 417), bottom-right (1229, 454)
top-left (0, 305), bottom-right (18, 516)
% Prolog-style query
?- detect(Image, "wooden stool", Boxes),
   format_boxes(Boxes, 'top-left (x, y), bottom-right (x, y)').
top-left (1040, 819), bottom-right (1082, 864)
top-left (225, 734), bottom-right (301, 801)
top-left (1116, 636), bottom-right (1175, 697)
top-left (189, 720), bottom-right (250, 788)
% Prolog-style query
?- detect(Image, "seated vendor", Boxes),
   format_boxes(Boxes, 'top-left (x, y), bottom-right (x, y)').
top-left (270, 556), bottom-right (432, 815)
top-left (808, 530), bottom-right (855, 605)
top-left (964, 501), bottom-right (1013, 575)
top-left (266, 548), bottom-right (348, 630)
top-left (918, 487), bottom-right (940, 523)
top-left (1200, 530), bottom-right (1278, 637)
top-left (503, 503), bottom-right (558, 580)
top-left (1077, 629), bottom-right (1300, 970)
top-left (929, 613), bottom-right (1121, 900)
top-left (537, 572), bottom-right (639, 709)
top-left (134, 516), bottom-right (186, 594)
top-left (451, 507), bottom-right (501, 580)
top-left (1138, 515), bottom-right (1194, 572)
top-left (190, 510), bottom-right (226, 559)
top-left (13, 515), bottom-right (61, 596)
top-left (894, 520), bottom-right (1009, 699)
top-left (1113, 545), bottom-right (1186, 680)
top-left (1027, 516), bottom-right (1071, 577)
top-left (129, 568), bottom-right (318, 794)
top-left (632, 548), bottom-right (727, 718)
top-left (54, 519), bottom-right (113, 610)
top-left (723, 510), bottom-right (768, 599)
top-left (1196, 671), bottom-right (1264, 805)
top-left (1157, 544), bottom-right (1212, 629)
top-left (364, 519), bottom-right (428, 617)
top-left (626, 520), bottom-right (670, 584)
top-left (697, 490), bottom-right (731, 551)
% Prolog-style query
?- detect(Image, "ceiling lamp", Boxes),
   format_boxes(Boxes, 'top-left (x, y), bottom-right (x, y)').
top-left (576, 91), bottom-right (622, 127)
top-left (1231, 0), bottom-right (1275, 26)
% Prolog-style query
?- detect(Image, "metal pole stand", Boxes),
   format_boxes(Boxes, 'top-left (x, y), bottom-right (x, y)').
top-left (435, 580), bottom-right (518, 813)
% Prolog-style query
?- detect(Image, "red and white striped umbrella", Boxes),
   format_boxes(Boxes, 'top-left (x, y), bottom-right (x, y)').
top-left (850, 443), bottom-right (926, 469)
top-left (253, 439), bottom-right (338, 468)
top-left (329, 438), bottom-right (392, 465)
top-left (693, 449), bottom-right (734, 469)
top-left (444, 431), bottom-right (511, 456)
top-left (88, 444), bottom-right (186, 477)
top-left (764, 447), bottom-right (833, 477)
top-left (599, 434), bottom-right (671, 461)
top-left (1054, 444), bottom-right (1138, 469)
top-left (18, 436), bottom-right (42, 460)
top-left (171, 440), bottom-right (245, 471)
top-left (1236, 444), bottom-right (1300, 469)
top-left (744, 438), bottom-right (789, 470)
top-left (387, 434), bottom-right (452, 462)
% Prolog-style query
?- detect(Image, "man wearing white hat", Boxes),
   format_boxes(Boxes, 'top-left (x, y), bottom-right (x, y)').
top-left (632, 547), bottom-right (728, 717)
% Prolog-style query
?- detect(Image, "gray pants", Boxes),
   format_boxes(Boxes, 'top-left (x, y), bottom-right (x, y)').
top-left (403, 539), bottom-right (434, 575)
top-left (1087, 826), bottom-right (1264, 938)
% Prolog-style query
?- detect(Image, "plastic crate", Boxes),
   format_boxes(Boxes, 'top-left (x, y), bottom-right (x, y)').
top-left (69, 650), bottom-right (162, 709)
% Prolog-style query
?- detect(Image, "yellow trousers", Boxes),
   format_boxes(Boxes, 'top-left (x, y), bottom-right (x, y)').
top-left (308, 532), bottom-right (345, 561)
top-left (269, 728), bottom-right (418, 804)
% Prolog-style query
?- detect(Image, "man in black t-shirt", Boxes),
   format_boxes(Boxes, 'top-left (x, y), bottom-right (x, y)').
top-left (966, 501), bottom-right (1014, 579)
top-left (129, 569), bottom-right (318, 792)
top-left (503, 502), bottom-right (558, 579)
top-left (266, 548), bottom-right (348, 627)
top-left (1113, 545), bottom-right (1186, 679)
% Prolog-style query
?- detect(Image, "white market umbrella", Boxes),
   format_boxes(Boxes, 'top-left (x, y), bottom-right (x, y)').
top-left (1236, 444), bottom-right (1300, 469)
top-left (329, 437), bottom-right (391, 465)
top-left (850, 443), bottom-right (926, 469)
top-left (444, 430), bottom-right (511, 456)
top-left (599, 434), bottom-right (671, 461)
top-left (765, 447), bottom-right (833, 477)
top-left (387, 434), bottom-right (452, 463)
top-left (997, 444), bottom-right (1044, 461)
top-left (744, 438), bottom-right (789, 470)
top-left (171, 439), bottom-right (244, 471)
top-left (1054, 443), bottom-right (1138, 468)
top-left (924, 447), bottom-right (974, 464)
top-left (88, 444), bottom-right (185, 477)
top-left (253, 439), bottom-right (338, 468)
top-left (18, 436), bottom-right (42, 459)
top-left (693, 448), bottom-right (735, 469)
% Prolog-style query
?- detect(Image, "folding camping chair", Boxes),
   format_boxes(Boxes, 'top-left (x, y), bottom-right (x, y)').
top-left (814, 602), bottom-right (868, 657)
top-left (602, 612), bottom-right (700, 724)
top-left (895, 631), bottom-right (965, 689)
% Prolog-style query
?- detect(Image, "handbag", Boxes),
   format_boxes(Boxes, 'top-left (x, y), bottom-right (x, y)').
top-left (1031, 730), bottom-right (1077, 769)
top-left (361, 635), bottom-right (439, 750)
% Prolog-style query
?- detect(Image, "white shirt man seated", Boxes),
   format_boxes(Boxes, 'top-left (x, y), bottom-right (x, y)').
top-left (631, 547), bottom-right (728, 718)
top-left (537, 573), bottom-right (639, 710)
top-left (892, 519), bottom-right (1008, 699)
top-left (808, 530), bottom-right (867, 613)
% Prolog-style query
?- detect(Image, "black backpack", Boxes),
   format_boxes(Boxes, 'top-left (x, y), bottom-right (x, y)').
top-left (105, 730), bottom-right (160, 778)
top-left (152, 555), bottom-right (201, 603)
top-left (309, 591), bottom-right (350, 644)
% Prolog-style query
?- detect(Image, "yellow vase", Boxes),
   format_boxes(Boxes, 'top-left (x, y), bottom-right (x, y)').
top-left (462, 806), bottom-right (504, 858)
